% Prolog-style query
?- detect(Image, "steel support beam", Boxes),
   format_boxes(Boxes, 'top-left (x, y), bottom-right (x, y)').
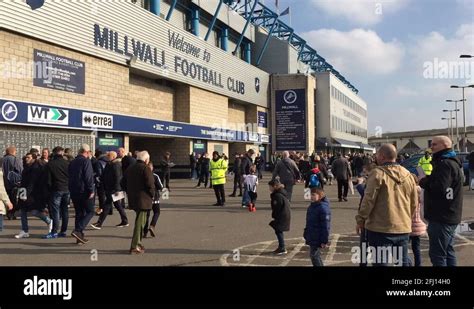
top-left (204, 0), bottom-right (224, 41)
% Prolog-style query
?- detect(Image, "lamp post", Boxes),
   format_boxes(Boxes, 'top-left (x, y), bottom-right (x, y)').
top-left (450, 84), bottom-right (474, 151)
top-left (443, 110), bottom-right (458, 142)
top-left (446, 99), bottom-right (465, 151)
top-left (441, 116), bottom-right (455, 140)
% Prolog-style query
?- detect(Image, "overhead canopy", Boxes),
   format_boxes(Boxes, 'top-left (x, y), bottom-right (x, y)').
top-left (357, 142), bottom-right (376, 151)
top-left (332, 138), bottom-right (361, 149)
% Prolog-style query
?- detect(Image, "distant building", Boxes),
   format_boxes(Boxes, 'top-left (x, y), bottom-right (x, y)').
top-left (368, 126), bottom-right (474, 153)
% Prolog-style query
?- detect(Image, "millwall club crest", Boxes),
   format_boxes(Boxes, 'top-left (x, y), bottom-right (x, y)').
top-left (26, 0), bottom-right (45, 10)
top-left (255, 78), bottom-right (260, 93)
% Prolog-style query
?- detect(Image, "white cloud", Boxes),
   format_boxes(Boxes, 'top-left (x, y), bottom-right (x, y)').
top-left (301, 28), bottom-right (405, 76)
top-left (394, 85), bottom-right (418, 96)
top-left (409, 23), bottom-right (474, 83)
top-left (410, 23), bottom-right (474, 65)
top-left (456, 0), bottom-right (474, 10)
top-left (309, 0), bottom-right (411, 26)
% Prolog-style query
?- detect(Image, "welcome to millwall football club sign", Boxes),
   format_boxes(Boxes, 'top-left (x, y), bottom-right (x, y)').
top-left (0, 1), bottom-right (269, 107)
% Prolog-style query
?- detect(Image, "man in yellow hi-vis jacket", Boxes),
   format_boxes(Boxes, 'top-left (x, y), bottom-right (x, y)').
top-left (210, 151), bottom-right (228, 206)
top-left (418, 150), bottom-right (433, 176)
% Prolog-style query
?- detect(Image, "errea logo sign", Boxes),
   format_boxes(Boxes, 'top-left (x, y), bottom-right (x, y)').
top-left (24, 276), bottom-right (72, 300)
top-left (82, 112), bottom-right (113, 129)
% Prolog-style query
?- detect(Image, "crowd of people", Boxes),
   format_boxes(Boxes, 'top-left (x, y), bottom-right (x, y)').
top-left (0, 136), bottom-right (471, 265)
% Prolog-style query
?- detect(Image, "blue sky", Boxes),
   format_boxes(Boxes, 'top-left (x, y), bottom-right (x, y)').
top-left (262, 0), bottom-right (474, 135)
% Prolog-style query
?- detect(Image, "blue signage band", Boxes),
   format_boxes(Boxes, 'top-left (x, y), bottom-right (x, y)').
top-left (0, 99), bottom-right (270, 144)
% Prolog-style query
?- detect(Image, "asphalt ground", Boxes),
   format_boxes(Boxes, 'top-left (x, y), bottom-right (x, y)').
top-left (1, 172), bottom-right (473, 266)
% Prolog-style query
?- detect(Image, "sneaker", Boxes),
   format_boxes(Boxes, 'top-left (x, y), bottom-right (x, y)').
top-left (273, 248), bottom-right (288, 255)
top-left (15, 231), bottom-right (30, 239)
top-left (338, 198), bottom-right (343, 202)
top-left (149, 226), bottom-right (156, 238)
top-left (71, 231), bottom-right (87, 244)
top-left (343, 197), bottom-right (348, 202)
top-left (229, 194), bottom-right (236, 197)
top-left (116, 222), bottom-right (129, 228)
top-left (58, 232), bottom-right (67, 238)
top-left (251, 205), bottom-right (256, 212)
top-left (90, 222), bottom-right (102, 230)
top-left (130, 247), bottom-right (144, 254)
top-left (213, 203), bottom-right (221, 206)
top-left (242, 204), bottom-right (248, 208)
top-left (42, 232), bottom-right (58, 239)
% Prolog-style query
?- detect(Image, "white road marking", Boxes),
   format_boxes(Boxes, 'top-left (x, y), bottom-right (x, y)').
top-left (324, 233), bottom-right (340, 264)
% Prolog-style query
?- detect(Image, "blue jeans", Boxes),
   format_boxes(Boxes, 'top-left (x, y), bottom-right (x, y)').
top-left (72, 196), bottom-right (95, 235)
top-left (310, 246), bottom-right (324, 266)
top-left (410, 236), bottom-right (422, 266)
top-left (20, 208), bottom-right (51, 233)
top-left (427, 221), bottom-right (458, 266)
top-left (367, 230), bottom-right (410, 266)
top-left (50, 191), bottom-right (70, 234)
top-left (275, 230), bottom-right (285, 249)
top-left (0, 214), bottom-right (3, 232)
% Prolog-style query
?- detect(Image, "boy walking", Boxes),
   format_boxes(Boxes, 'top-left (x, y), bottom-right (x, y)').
top-left (304, 187), bottom-right (331, 266)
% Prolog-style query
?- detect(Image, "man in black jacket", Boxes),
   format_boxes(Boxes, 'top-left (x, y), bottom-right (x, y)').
top-left (160, 152), bottom-right (172, 191)
top-left (229, 153), bottom-right (242, 197)
top-left (240, 149), bottom-right (255, 177)
top-left (189, 152), bottom-right (197, 179)
top-left (91, 151), bottom-right (128, 229)
top-left (44, 147), bottom-right (70, 238)
top-left (332, 153), bottom-right (352, 202)
top-left (419, 136), bottom-right (464, 266)
top-left (69, 144), bottom-right (95, 244)
top-left (196, 153), bottom-right (210, 188)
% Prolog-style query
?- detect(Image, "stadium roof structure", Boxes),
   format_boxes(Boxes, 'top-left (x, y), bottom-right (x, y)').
top-left (225, 0), bottom-right (359, 94)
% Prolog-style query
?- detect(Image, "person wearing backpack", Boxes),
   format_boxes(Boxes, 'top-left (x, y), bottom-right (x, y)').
top-left (2, 146), bottom-right (23, 220)
top-left (308, 166), bottom-right (325, 189)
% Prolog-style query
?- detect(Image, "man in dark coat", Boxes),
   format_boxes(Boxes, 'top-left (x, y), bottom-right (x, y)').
top-left (160, 152), bottom-right (172, 191)
top-left (268, 179), bottom-right (291, 255)
top-left (189, 152), bottom-right (197, 179)
top-left (419, 136), bottom-right (464, 266)
top-left (332, 153), bottom-right (352, 202)
top-left (272, 151), bottom-right (301, 202)
top-left (121, 151), bottom-right (155, 254)
top-left (14, 152), bottom-right (52, 239)
top-left (3, 146), bottom-right (23, 220)
top-left (196, 153), bottom-right (210, 188)
top-left (240, 149), bottom-right (255, 177)
top-left (69, 144), bottom-right (95, 244)
top-left (44, 146), bottom-right (70, 238)
top-left (229, 153), bottom-right (242, 197)
top-left (91, 151), bottom-right (128, 229)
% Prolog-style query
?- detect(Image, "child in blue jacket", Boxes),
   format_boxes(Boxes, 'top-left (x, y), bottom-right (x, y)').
top-left (304, 187), bottom-right (331, 266)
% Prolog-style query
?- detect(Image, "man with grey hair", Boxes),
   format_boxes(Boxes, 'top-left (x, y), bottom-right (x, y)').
top-left (356, 143), bottom-right (417, 266)
top-left (419, 136), bottom-right (464, 266)
top-left (121, 151), bottom-right (155, 254)
top-left (69, 144), bottom-right (95, 244)
top-left (272, 151), bottom-right (301, 202)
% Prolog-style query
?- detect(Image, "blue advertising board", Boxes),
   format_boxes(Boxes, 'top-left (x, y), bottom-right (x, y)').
top-left (275, 89), bottom-right (306, 151)
top-left (257, 111), bottom-right (267, 128)
top-left (0, 99), bottom-right (269, 144)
